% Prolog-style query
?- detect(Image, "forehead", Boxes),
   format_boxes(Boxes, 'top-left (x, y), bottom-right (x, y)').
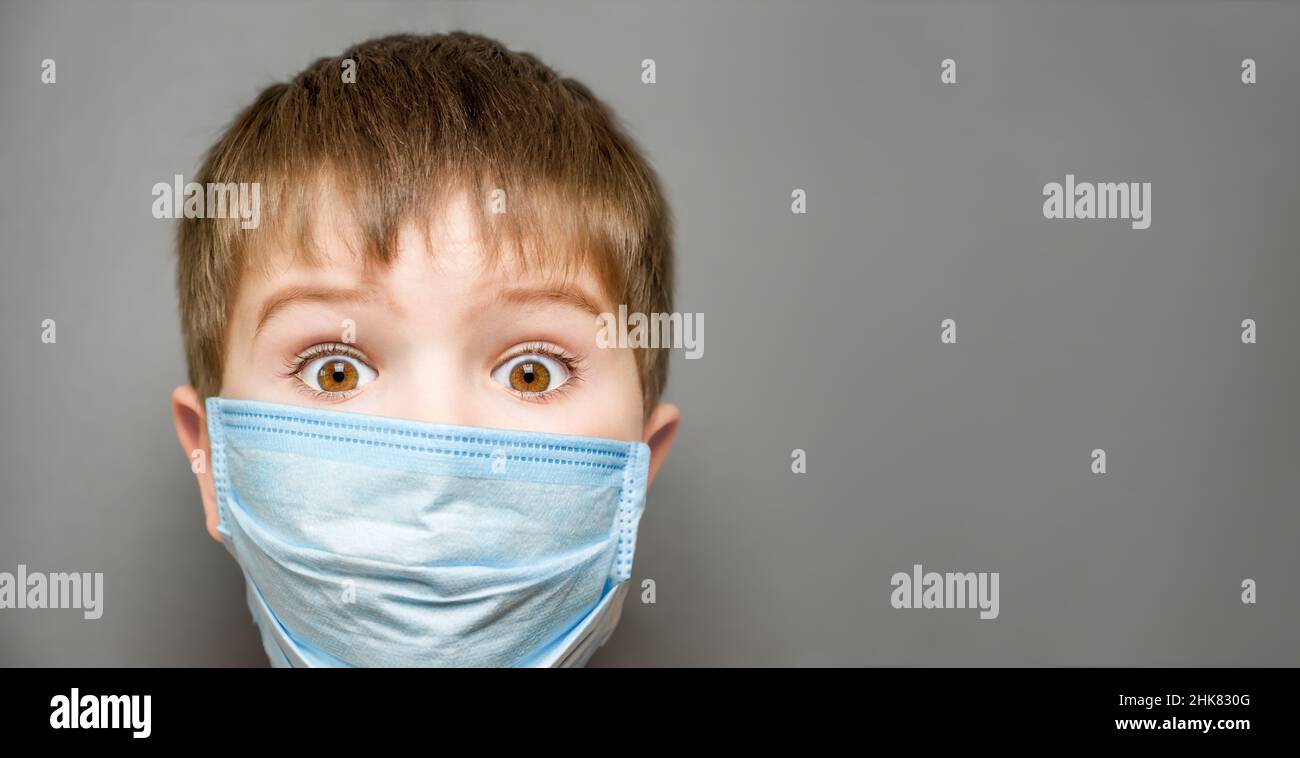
top-left (237, 187), bottom-right (614, 307)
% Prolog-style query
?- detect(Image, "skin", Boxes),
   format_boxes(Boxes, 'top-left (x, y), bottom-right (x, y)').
top-left (172, 191), bottom-right (680, 543)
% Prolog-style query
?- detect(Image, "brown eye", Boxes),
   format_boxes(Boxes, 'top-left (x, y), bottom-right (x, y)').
top-left (318, 360), bottom-right (358, 392)
top-left (491, 352), bottom-right (570, 396)
top-left (295, 349), bottom-right (377, 396)
top-left (509, 360), bottom-right (550, 393)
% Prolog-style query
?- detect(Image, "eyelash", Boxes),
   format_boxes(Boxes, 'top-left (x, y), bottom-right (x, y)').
top-left (281, 343), bottom-right (372, 401)
top-left (279, 341), bottom-right (585, 403)
top-left (497, 342), bottom-right (585, 403)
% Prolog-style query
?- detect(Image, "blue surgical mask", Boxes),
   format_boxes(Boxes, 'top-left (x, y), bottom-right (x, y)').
top-left (204, 397), bottom-right (650, 668)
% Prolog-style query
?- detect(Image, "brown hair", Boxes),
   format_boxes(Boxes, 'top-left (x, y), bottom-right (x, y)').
top-left (177, 31), bottom-right (674, 417)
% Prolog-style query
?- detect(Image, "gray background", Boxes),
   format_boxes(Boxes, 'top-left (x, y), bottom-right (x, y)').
top-left (1, 0), bottom-right (1296, 666)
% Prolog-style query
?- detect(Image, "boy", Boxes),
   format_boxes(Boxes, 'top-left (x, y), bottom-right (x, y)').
top-left (169, 32), bottom-right (679, 667)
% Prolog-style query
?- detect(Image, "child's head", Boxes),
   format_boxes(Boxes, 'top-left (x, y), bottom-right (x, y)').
top-left (171, 32), bottom-right (679, 544)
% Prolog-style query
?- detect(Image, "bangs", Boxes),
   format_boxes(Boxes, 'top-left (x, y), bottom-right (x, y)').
top-left (220, 161), bottom-right (631, 312)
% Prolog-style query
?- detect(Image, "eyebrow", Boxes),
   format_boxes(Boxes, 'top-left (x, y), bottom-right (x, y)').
top-left (254, 285), bottom-right (379, 337)
top-left (493, 286), bottom-right (607, 318)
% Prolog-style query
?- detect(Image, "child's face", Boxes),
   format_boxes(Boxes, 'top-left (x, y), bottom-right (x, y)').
top-left (173, 190), bottom-right (678, 543)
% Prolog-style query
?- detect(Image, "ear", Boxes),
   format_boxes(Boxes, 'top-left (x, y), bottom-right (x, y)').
top-left (171, 385), bottom-right (221, 543)
top-left (641, 402), bottom-right (680, 488)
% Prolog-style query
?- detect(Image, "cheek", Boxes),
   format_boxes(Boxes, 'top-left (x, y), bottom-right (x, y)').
top-left (217, 324), bottom-right (306, 403)
top-left (217, 325), bottom-right (285, 400)
top-left (587, 349), bottom-right (646, 442)
top-left (216, 337), bottom-right (254, 398)
top-left (215, 301), bottom-right (280, 398)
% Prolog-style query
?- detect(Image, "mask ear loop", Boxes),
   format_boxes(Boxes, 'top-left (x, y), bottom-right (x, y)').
top-left (612, 442), bottom-right (650, 584)
top-left (205, 396), bottom-right (233, 540)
